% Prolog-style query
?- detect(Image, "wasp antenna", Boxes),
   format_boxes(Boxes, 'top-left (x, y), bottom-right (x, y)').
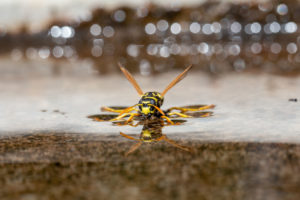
top-left (161, 65), bottom-right (192, 96)
top-left (125, 142), bottom-right (142, 156)
top-left (118, 62), bottom-right (144, 96)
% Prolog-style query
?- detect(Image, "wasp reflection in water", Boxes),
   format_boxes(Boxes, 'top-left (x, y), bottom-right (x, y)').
top-left (120, 119), bottom-right (190, 156)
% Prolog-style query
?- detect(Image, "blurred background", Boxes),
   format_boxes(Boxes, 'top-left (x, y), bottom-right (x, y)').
top-left (1, 0), bottom-right (300, 76)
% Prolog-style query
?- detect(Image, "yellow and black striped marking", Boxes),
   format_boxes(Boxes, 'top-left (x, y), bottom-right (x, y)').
top-left (138, 92), bottom-right (164, 118)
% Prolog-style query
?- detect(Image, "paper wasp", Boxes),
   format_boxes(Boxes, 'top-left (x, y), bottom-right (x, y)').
top-left (99, 63), bottom-right (215, 125)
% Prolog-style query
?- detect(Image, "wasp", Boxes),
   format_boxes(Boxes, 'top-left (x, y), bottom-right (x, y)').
top-left (101, 63), bottom-right (215, 125)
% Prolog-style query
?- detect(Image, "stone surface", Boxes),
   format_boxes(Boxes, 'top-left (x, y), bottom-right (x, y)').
top-left (1, 60), bottom-right (300, 143)
top-left (0, 133), bottom-right (300, 200)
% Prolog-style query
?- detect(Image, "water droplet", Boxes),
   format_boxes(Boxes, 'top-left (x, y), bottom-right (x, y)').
top-left (145, 23), bottom-right (156, 35)
top-left (38, 47), bottom-right (50, 59)
top-left (157, 20), bottom-right (169, 32)
top-left (127, 44), bottom-right (139, 57)
top-left (103, 26), bottom-right (115, 38)
top-left (211, 22), bottom-right (221, 33)
top-left (159, 46), bottom-right (170, 58)
top-left (270, 43), bottom-right (282, 54)
top-left (147, 44), bottom-right (158, 55)
top-left (198, 42), bottom-right (209, 54)
top-left (230, 22), bottom-right (242, 34)
top-left (91, 46), bottom-right (102, 57)
top-left (170, 23), bottom-right (181, 35)
top-left (90, 24), bottom-right (101, 36)
top-left (93, 39), bottom-right (104, 46)
top-left (61, 26), bottom-right (74, 38)
top-left (276, 4), bottom-right (288, 15)
top-left (189, 22), bottom-right (201, 34)
top-left (114, 10), bottom-right (126, 22)
top-left (228, 44), bottom-right (240, 56)
top-left (140, 60), bottom-right (151, 76)
top-left (286, 43), bottom-right (297, 54)
top-left (284, 22), bottom-right (297, 33)
top-left (53, 46), bottom-right (64, 58)
top-left (50, 26), bottom-right (61, 38)
top-left (250, 22), bottom-right (261, 34)
top-left (169, 44), bottom-right (181, 55)
top-left (202, 24), bottom-right (212, 35)
top-left (269, 22), bottom-right (281, 33)
top-left (251, 43), bottom-right (262, 54)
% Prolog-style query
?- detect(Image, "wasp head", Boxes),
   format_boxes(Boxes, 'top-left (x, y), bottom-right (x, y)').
top-left (138, 92), bottom-right (164, 119)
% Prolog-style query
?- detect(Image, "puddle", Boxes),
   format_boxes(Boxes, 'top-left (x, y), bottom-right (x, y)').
top-left (0, 132), bottom-right (300, 199)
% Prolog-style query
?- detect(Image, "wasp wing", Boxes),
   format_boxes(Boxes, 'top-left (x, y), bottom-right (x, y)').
top-left (180, 104), bottom-right (214, 109)
top-left (166, 104), bottom-right (215, 113)
top-left (185, 111), bottom-right (214, 118)
top-left (118, 63), bottom-right (144, 96)
top-left (161, 65), bottom-right (192, 96)
top-left (87, 114), bottom-right (119, 121)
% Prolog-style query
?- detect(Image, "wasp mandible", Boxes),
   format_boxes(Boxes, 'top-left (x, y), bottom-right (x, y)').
top-left (102, 63), bottom-right (215, 124)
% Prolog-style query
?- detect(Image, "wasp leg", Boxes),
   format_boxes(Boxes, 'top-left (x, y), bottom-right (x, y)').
top-left (161, 116), bottom-right (175, 125)
top-left (167, 112), bottom-right (193, 118)
top-left (152, 105), bottom-right (178, 125)
top-left (125, 113), bottom-right (140, 124)
top-left (125, 142), bottom-right (142, 156)
top-left (110, 113), bottom-right (130, 121)
top-left (120, 132), bottom-right (140, 141)
top-left (101, 106), bottom-right (128, 113)
top-left (101, 105), bottom-right (138, 114)
top-left (111, 112), bottom-right (141, 125)
top-left (167, 104), bottom-right (215, 113)
top-left (119, 105), bottom-right (138, 115)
